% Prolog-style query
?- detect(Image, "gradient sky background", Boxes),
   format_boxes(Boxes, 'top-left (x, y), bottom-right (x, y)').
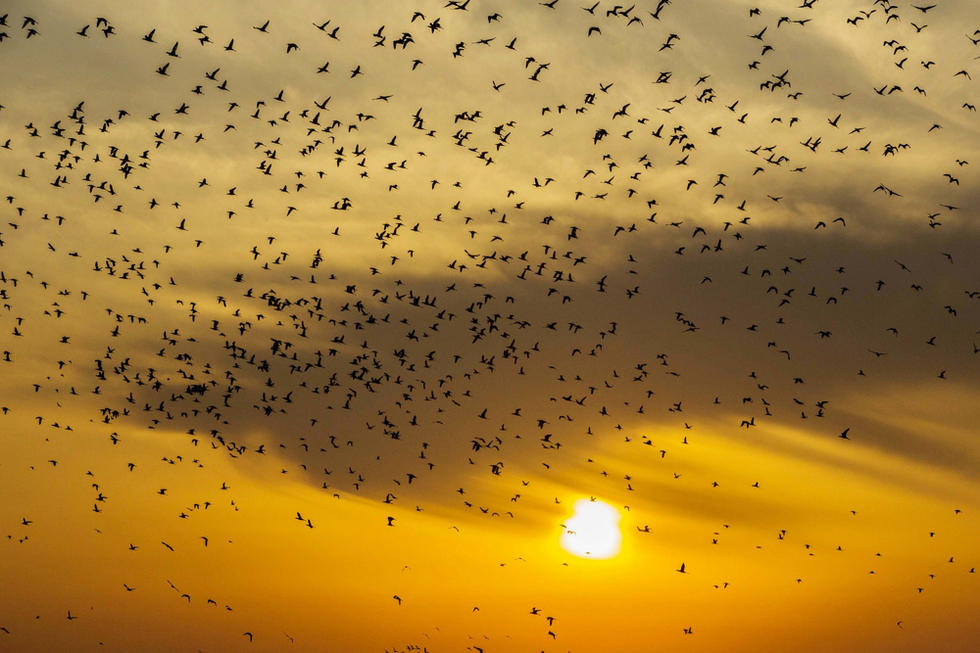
top-left (0, 0), bottom-right (978, 651)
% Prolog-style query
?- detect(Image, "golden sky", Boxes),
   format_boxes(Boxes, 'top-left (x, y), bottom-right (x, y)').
top-left (0, 0), bottom-right (978, 651)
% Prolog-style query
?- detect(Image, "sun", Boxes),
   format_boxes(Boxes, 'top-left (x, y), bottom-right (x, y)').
top-left (560, 498), bottom-right (621, 559)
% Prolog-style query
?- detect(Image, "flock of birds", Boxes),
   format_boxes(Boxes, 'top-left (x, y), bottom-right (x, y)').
top-left (0, 0), bottom-right (977, 650)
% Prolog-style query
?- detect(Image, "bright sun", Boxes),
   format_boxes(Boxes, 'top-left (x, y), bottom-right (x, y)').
top-left (560, 498), bottom-right (621, 559)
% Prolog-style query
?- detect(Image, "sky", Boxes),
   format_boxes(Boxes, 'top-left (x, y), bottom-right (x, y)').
top-left (0, 0), bottom-right (978, 651)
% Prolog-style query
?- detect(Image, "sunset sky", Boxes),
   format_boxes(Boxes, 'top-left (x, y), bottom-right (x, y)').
top-left (0, 1), bottom-right (977, 651)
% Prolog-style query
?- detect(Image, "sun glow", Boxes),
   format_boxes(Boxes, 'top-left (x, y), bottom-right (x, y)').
top-left (560, 498), bottom-right (622, 559)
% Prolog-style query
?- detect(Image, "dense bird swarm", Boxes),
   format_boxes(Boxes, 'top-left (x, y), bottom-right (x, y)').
top-left (0, 0), bottom-right (977, 651)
